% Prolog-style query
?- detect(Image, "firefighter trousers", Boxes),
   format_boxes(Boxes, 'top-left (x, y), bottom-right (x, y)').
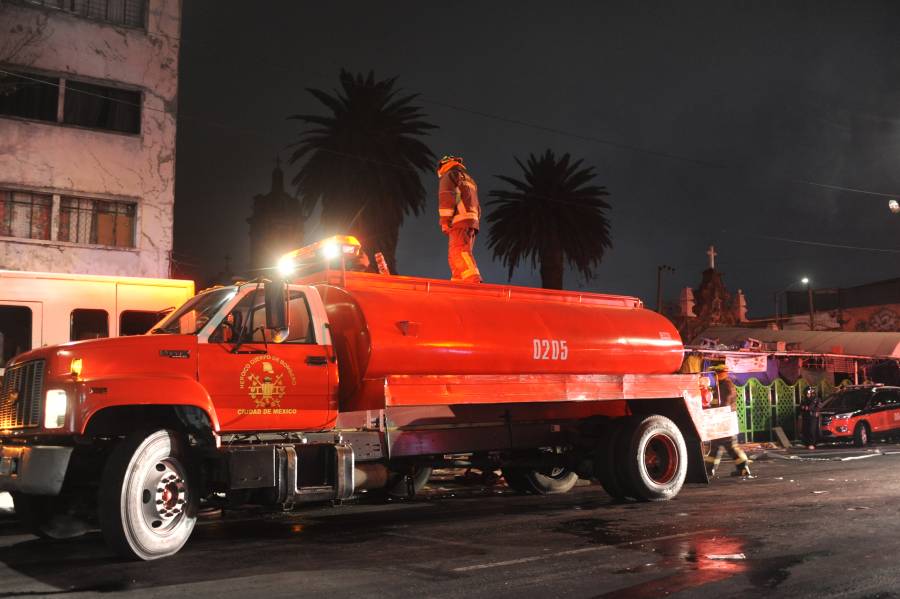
top-left (448, 226), bottom-right (481, 283)
top-left (705, 436), bottom-right (749, 473)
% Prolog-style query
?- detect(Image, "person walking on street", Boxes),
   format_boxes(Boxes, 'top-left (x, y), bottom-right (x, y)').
top-left (437, 155), bottom-right (482, 283)
top-left (705, 364), bottom-right (752, 477)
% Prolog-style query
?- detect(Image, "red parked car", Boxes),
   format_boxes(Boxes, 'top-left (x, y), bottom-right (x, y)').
top-left (819, 385), bottom-right (900, 446)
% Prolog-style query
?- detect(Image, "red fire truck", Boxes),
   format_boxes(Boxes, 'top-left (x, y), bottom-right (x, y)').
top-left (0, 236), bottom-right (736, 560)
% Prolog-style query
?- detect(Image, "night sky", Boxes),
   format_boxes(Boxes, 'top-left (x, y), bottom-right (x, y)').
top-left (173, 1), bottom-right (900, 317)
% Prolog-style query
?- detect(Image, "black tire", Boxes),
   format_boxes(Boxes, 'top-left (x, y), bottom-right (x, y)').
top-left (617, 415), bottom-right (688, 502)
top-left (11, 492), bottom-right (88, 540)
top-left (12, 493), bottom-right (54, 539)
top-left (502, 466), bottom-right (533, 493)
top-left (385, 466), bottom-right (432, 498)
top-left (594, 419), bottom-right (634, 501)
top-left (501, 465), bottom-right (579, 495)
top-left (853, 422), bottom-right (870, 447)
top-left (99, 429), bottom-right (198, 560)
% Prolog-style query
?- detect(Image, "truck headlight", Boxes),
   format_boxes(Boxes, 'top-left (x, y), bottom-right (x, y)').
top-left (44, 389), bottom-right (68, 429)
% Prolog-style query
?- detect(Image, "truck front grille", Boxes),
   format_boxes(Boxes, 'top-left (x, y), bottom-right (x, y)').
top-left (0, 360), bottom-right (45, 429)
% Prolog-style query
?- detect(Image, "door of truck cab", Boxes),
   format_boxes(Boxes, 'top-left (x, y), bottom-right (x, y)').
top-left (197, 286), bottom-right (336, 431)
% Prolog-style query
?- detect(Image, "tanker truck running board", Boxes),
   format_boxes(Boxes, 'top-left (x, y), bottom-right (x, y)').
top-left (0, 236), bottom-right (737, 560)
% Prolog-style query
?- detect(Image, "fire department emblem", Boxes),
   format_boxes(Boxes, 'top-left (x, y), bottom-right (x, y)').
top-left (239, 355), bottom-right (297, 410)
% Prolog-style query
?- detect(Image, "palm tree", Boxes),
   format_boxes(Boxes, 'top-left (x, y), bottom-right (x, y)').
top-left (287, 70), bottom-right (436, 274)
top-left (486, 150), bottom-right (612, 290)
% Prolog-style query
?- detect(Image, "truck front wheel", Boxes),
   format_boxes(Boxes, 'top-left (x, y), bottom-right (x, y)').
top-left (99, 429), bottom-right (198, 560)
top-left (618, 415), bottom-right (687, 502)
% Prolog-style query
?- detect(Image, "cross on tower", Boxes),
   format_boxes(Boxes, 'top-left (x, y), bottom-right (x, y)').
top-left (706, 245), bottom-right (717, 270)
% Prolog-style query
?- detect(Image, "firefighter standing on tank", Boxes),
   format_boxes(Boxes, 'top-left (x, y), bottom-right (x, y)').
top-left (437, 155), bottom-right (482, 283)
top-left (705, 364), bottom-right (752, 477)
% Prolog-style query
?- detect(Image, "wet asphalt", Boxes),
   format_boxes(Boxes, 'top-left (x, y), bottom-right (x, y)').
top-left (2, 444), bottom-right (900, 598)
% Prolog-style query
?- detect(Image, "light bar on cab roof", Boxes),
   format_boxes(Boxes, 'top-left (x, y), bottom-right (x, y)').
top-left (277, 235), bottom-right (361, 276)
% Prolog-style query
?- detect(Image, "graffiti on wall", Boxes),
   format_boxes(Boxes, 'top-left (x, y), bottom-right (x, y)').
top-left (839, 304), bottom-right (900, 332)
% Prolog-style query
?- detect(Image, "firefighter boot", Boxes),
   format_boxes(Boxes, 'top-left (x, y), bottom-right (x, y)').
top-left (732, 461), bottom-right (751, 477)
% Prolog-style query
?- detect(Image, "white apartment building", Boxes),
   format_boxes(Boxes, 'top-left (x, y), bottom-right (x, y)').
top-left (0, 0), bottom-right (181, 277)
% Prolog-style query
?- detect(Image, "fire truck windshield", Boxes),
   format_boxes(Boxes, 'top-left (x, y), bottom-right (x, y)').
top-left (150, 287), bottom-right (237, 335)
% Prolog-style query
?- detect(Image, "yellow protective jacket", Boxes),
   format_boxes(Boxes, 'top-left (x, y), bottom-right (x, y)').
top-left (438, 167), bottom-right (481, 231)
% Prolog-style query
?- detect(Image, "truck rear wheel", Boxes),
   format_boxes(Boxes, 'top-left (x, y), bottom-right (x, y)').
top-left (99, 429), bottom-right (198, 560)
top-left (385, 466), bottom-right (432, 499)
top-left (617, 415), bottom-right (687, 502)
top-left (502, 465), bottom-right (578, 495)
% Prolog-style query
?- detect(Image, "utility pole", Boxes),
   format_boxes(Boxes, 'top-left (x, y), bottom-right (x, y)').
top-left (773, 291), bottom-right (779, 329)
top-left (807, 285), bottom-right (815, 331)
top-left (656, 265), bottom-right (674, 313)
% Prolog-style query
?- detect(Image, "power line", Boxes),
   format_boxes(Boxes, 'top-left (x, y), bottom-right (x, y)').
top-left (106, 27), bottom-right (900, 200)
top-left (4, 47), bottom-right (899, 202)
top-left (794, 180), bottom-right (900, 199)
top-left (421, 98), bottom-right (726, 169)
top-left (754, 234), bottom-right (900, 255)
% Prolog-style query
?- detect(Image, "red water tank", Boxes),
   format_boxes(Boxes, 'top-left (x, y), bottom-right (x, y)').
top-left (315, 273), bottom-right (683, 405)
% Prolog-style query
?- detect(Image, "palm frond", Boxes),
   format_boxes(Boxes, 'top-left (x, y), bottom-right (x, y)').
top-left (486, 149), bottom-right (613, 288)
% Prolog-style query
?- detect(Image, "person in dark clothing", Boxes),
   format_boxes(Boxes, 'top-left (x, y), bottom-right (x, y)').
top-left (799, 386), bottom-right (822, 449)
top-left (705, 364), bottom-right (752, 477)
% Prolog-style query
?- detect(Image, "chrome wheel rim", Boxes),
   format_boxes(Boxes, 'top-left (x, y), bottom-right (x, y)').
top-left (140, 457), bottom-right (188, 534)
top-left (644, 433), bottom-right (679, 485)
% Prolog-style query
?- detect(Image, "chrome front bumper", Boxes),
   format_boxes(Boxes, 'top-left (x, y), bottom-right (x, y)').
top-left (0, 445), bottom-right (73, 495)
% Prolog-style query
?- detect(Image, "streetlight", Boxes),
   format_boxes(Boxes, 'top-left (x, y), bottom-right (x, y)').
top-left (773, 277), bottom-right (810, 329)
top-left (656, 264), bottom-right (675, 313)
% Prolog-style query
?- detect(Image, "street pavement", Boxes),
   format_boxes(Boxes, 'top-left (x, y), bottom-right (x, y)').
top-left (2, 444), bottom-right (900, 598)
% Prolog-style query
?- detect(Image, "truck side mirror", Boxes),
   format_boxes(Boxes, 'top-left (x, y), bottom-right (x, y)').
top-left (264, 279), bottom-right (289, 334)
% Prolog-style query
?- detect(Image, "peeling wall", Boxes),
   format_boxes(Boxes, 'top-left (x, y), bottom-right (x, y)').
top-left (0, 0), bottom-right (180, 277)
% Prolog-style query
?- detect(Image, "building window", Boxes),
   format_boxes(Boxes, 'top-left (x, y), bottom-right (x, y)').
top-left (59, 196), bottom-right (136, 248)
top-left (23, 0), bottom-right (146, 29)
top-left (0, 190), bottom-right (52, 241)
top-left (0, 71), bottom-right (59, 122)
top-left (70, 309), bottom-right (108, 341)
top-left (0, 70), bottom-right (141, 134)
top-left (0, 306), bottom-right (32, 368)
top-left (64, 80), bottom-right (141, 134)
top-left (119, 310), bottom-right (160, 336)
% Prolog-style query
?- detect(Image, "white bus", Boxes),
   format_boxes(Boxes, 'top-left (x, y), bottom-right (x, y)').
top-left (0, 270), bottom-right (194, 375)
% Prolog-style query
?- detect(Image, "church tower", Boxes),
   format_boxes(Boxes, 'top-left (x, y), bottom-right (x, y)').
top-left (247, 158), bottom-right (304, 271)
top-left (674, 245), bottom-right (747, 340)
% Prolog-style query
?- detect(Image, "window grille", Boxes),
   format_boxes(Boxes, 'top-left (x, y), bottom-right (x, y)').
top-left (59, 196), bottom-right (136, 248)
top-left (0, 70), bottom-right (141, 135)
top-left (0, 71), bottom-right (59, 122)
top-left (64, 79), bottom-right (141, 134)
top-left (0, 190), bottom-right (52, 241)
top-left (23, 0), bottom-right (146, 29)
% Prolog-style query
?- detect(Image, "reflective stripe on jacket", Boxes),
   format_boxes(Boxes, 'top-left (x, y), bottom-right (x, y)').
top-left (439, 167), bottom-right (480, 230)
